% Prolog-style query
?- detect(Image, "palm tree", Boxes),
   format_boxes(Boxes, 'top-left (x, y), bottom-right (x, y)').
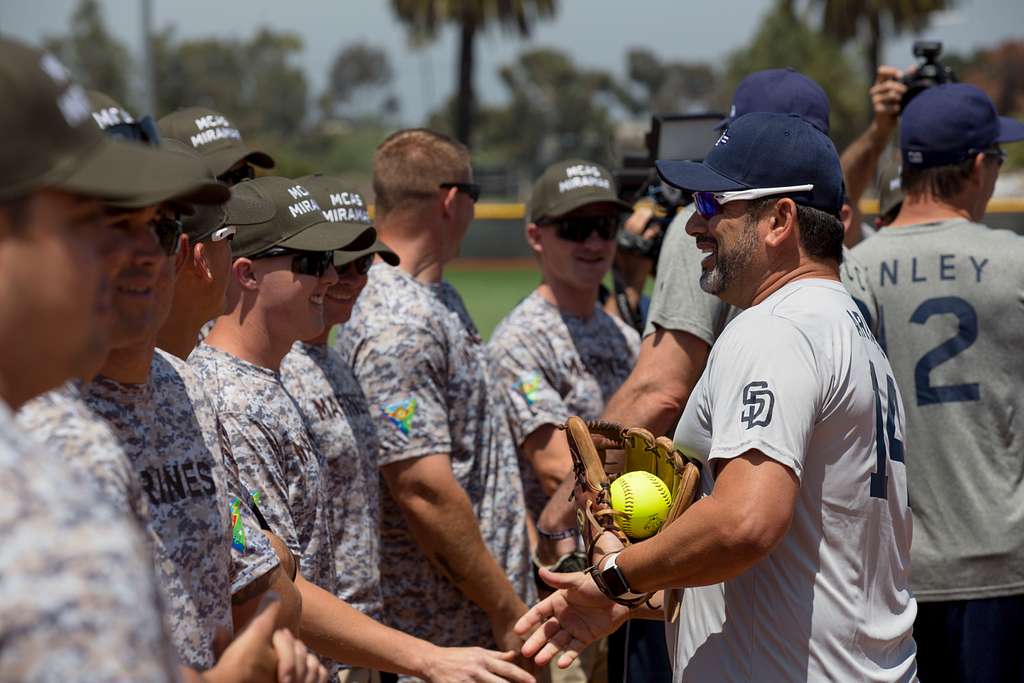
top-left (810, 0), bottom-right (951, 83)
top-left (391, 0), bottom-right (557, 147)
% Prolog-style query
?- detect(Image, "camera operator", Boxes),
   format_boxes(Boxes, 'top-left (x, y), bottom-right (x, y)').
top-left (842, 42), bottom-right (958, 244)
top-left (840, 65), bottom-right (907, 244)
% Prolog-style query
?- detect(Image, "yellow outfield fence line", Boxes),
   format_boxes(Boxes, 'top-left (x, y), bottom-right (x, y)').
top-left (369, 199), bottom-right (1024, 219)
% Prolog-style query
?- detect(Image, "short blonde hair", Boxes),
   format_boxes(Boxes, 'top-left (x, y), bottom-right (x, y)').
top-left (372, 128), bottom-right (471, 218)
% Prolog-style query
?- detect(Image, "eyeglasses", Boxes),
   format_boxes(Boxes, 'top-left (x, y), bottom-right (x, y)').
top-left (439, 182), bottom-right (481, 203)
top-left (250, 247), bottom-right (334, 277)
top-left (692, 184), bottom-right (815, 219)
top-left (541, 215), bottom-right (619, 243)
top-left (335, 254), bottom-right (374, 276)
top-left (152, 216), bottom-right (183, 256)
top-left (219, 164), bottom-right (256, 186)
top-left (209, 226), bottom-right (236, 242)
top-left (105, 115), bottom-right (160, 146)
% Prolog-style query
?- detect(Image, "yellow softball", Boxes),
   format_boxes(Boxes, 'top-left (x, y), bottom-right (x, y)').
top-left (610, 471), bottom-right (672, 540)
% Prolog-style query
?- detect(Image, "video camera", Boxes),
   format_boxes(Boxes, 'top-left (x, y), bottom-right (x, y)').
top-left (613, 112), bottom-right (723, 263)
top-left (900, 40), bottom-right (957, 110)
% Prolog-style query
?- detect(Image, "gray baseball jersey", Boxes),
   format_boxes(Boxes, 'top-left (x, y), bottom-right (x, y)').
top-left (335, 264), bottom-right (534, 647)
top-left (489, 290), bottom-right (640, 516)
top-left (189, 343), bottom-right (337, 594)
top-left (647, 209), bottom-right (880, 341)
top-left (670, 279), bottom-right (916, 682)
top-left (280, 341), bottom-right (384, 622)
top-left (0, 401), bottom-right (178, 682)
top-left (851, 218), bottom-right (1024, 601)
top-left (83, 350), bottom-right (279, 669)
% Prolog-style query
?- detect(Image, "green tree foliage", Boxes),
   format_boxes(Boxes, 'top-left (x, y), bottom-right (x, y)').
top-left (809, 0), bottom-right (950, 84)
top-left (43, 0), bottom-right (134, 107)
top-left (457, 48), bottom-right (622, 178)
top-left (320, 43), bottom-right (398, 121)
top-left (625, 48), bottom-right (717, 114)
top-left (722, 1), bottom-right (868, 149)
top-left (152, 27), bottom-right (308, 138)
top-left (391, 0), bottom-right (557, 147)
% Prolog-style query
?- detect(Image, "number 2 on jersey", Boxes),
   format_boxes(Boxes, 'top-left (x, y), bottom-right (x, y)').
top-left (869, 361), bottom-right (904, 500)
top-left (910, 297), bottom-right (979, 406)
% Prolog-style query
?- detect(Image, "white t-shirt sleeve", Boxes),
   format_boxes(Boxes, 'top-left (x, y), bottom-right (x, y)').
top-left (704, 314), bottom-right (821, 480)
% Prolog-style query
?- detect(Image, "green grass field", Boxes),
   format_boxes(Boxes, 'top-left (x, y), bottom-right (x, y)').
top-left (445, 264), bottom-right (540, 340)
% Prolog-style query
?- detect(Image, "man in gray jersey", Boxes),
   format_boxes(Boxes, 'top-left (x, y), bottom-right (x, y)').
top-left (517, 111), bottom-right (917, 682)
top-left (193, 175), bottom-right (533, 682)
top-left (532, 69), bottom-right (878, 681)
top-left (335, 129), bottom-right (535, 666)
top-left (851, 82), bottom-right (1024, 682)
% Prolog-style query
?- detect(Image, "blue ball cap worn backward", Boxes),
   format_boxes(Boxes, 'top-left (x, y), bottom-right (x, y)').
top-left (718, 67), bottom-right (831, 135)
top-left (656, 112), bottom-right (845, 216)
top-left (901, 83), bottom-right (1024, 168)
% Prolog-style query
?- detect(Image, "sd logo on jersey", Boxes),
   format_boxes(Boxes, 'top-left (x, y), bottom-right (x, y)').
top-left (741, 381), bottom-right (775, 429)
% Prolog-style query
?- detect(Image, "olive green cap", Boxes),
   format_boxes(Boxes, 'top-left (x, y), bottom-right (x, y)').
top-left (158, 106), bottom-right (274, 178)
top-left (297, 174), bottom-right (377, 252)
top-left (230, 176), bottom-right (371, 258)
top-left (526, 159), bottom-right (632, 223)
top-left (0, 37), bottom-right (229, 205)
top-left (335, 237), bottom-right (400, 268)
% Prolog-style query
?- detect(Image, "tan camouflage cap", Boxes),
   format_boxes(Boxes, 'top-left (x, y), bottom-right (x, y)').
top-left (526, 159), bottom-right (632, 224)
top-left (158, 106), bottom-right (274, 178)
top-left (0, 37), bottom-right (225, 205)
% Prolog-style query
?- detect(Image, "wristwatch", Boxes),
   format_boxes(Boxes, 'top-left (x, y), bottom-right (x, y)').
top-left (589, 551), bottom-right (648, 606)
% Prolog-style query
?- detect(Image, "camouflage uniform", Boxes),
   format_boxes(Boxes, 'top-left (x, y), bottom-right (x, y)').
top-left (280, 341), bottom-right (384, 621)
top-left (489, 290), bottom-right (641, 517)
top-left (189, 343), bottom-right (337, 594)
top-left (0, 401), bottom-right (178, 682)
top-left (335, 264), bottom-right (535, 647)
top-left (79, 350), bottom-right (278, 669)
top-left (18, 381), bottom-right (150, 529)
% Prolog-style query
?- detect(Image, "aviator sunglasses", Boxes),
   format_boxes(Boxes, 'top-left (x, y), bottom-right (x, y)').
top-left (541, 215), bottom-right (619, 243)
top-left (439, 182), bottom-right (481, 203)
top-left (693, 184), bottom-right (815, 220)
top-left (250, 246), bottom-right (334, 277)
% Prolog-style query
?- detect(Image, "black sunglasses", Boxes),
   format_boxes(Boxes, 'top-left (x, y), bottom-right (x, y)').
top-left (336, 254), bottom-right (374, 276)
top-left (105, 115), bottom-right (160, 146)
top-left (219, 164), bottom-right (256, 186)
top-left (541, 215), bottom-right (619, 243)
top-left (250, 247), bottom-right (334, 277)
top-left (152, 216), bottom-right (183, 256)
top-left (439, 182), bottom-right (481, 203)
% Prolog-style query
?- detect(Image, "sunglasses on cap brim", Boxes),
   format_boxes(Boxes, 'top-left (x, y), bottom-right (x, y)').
top-left (692, 184), bottom-right (814, 219)
top-left (250, 246), bottom-right (334, 277)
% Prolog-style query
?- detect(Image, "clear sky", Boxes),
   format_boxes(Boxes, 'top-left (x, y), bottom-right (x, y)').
top-left (2, 0), bottom-right (1022, 123)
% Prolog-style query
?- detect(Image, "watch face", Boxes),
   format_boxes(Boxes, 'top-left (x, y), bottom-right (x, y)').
top-left (603, 555), bottom-right (631, 597)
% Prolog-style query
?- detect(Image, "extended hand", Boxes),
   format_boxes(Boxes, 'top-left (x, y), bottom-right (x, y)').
top-left (513, 569), bottom-right (630, 670)
top-left (422, 646), bottom-right (536, 683)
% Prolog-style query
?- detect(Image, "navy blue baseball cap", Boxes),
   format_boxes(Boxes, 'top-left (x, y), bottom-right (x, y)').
top-left (901, 83), bottom-right (1024, 168)
top-left (657, 112), bottom-right (844, 215)
top-left (718, 68), bottom-right (831, 134)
